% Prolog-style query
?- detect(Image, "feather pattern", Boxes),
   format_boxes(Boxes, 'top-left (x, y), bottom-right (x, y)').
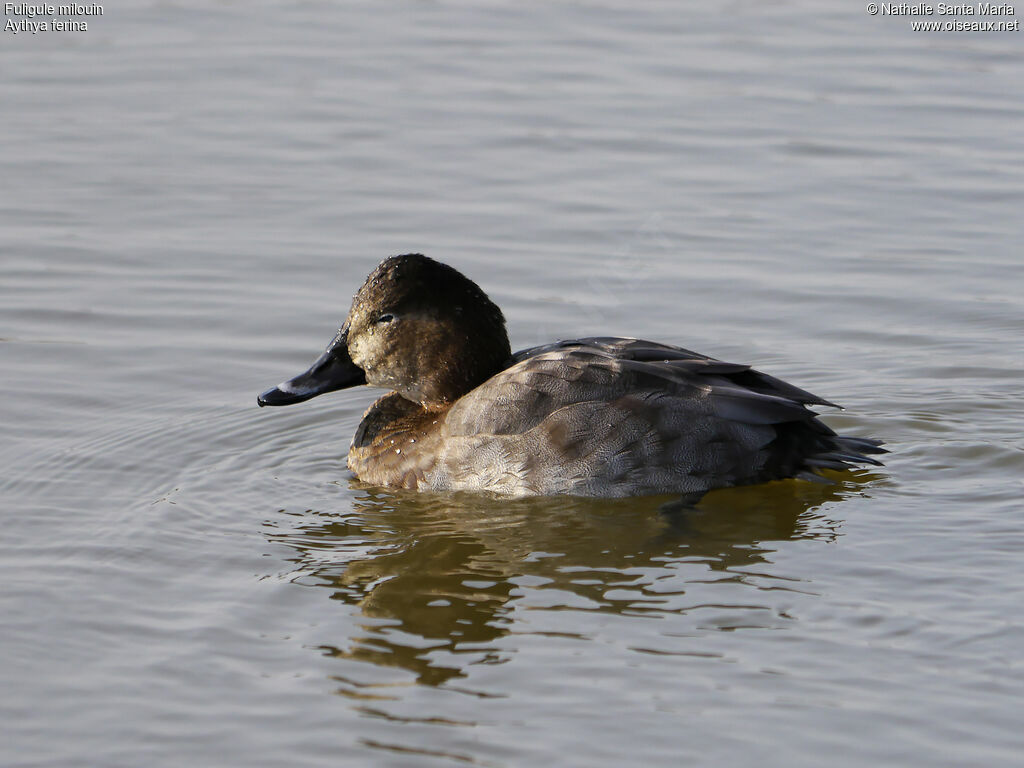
top-left (349, 336), bottom-right (885, 497)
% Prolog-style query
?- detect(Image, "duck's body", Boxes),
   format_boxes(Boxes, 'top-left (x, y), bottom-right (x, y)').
top-left (259, 255), bottom-right (884, 498)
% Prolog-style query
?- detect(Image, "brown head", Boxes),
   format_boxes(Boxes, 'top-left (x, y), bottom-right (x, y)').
top-left (258, 254), bottom-right (511, 411)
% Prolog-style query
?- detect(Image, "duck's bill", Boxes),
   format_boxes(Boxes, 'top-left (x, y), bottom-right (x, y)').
top-left (257, 330), bottom-right (366, 407)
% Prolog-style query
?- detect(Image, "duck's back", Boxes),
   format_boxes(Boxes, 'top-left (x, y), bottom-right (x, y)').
top-left (426, 337), bottom-right (883, 497)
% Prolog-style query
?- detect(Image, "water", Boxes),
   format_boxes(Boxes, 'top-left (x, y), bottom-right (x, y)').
top-left (3, 1), bottom-right (1023, 766)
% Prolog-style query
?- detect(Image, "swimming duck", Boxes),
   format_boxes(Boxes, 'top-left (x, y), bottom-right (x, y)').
top-left (258, 254), bottom-right (884, 497)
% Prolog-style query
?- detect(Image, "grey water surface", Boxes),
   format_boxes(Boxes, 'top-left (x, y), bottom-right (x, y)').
top-left (2, 2), bottom-right (1023, 766)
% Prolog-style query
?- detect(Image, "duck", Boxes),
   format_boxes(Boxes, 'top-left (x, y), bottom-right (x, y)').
top-left (258, 253), bottom-right (885, 497)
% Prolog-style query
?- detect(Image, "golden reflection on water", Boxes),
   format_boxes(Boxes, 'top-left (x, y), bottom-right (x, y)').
top-left (266, 474), bottom-right (880, 688)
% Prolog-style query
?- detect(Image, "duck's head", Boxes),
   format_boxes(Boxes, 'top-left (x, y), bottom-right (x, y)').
top-left (258, 254), bottom-right (511, 411)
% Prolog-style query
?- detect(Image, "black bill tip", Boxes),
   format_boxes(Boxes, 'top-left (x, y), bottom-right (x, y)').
top-left (258, 385), bottom-right (312, 407)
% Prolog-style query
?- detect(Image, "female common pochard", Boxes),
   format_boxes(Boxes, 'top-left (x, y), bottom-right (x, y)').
top-left (258, 254), bottom-right (884, 497)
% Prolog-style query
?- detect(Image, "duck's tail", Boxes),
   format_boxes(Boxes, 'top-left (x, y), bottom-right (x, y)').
top-left (796, 433), bottom-right (888, 483)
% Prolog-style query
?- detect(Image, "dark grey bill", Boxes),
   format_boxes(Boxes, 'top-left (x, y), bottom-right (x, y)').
top-left (257, 328), bottom-right (366, 407)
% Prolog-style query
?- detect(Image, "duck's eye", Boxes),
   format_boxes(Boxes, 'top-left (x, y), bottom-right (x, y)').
top-left (375, 313), bottom-right (396, 325)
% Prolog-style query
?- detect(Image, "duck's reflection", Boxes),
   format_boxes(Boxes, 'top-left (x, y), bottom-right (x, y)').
top-left (267, 473), bottom-right (879, 687)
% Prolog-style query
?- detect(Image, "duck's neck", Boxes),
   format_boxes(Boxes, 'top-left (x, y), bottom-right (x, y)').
top-left (399, 323), bottom-right (511, 411)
